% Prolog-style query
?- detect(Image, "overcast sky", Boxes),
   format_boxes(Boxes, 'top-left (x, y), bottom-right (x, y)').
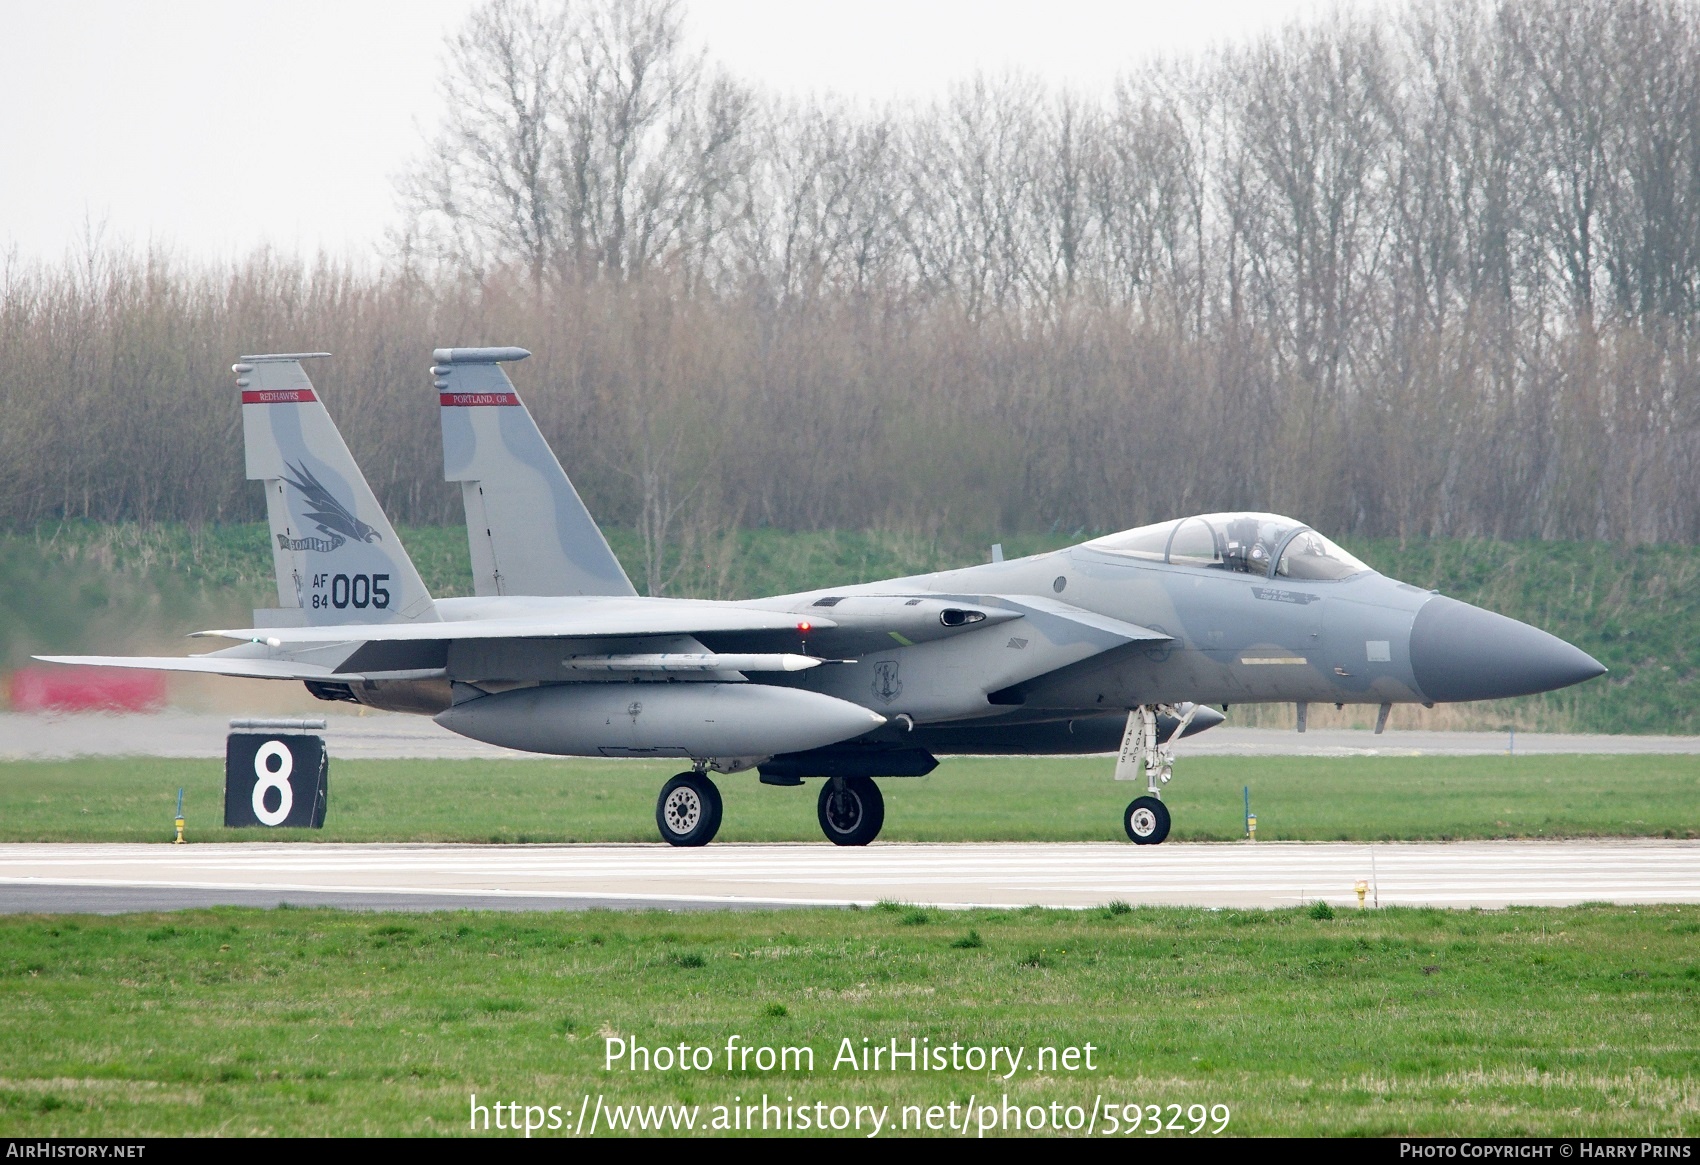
top-left (0, 0), bottom-right (1369, 264)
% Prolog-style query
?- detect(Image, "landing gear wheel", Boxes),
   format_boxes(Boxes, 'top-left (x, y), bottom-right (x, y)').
top-left (1124, 795), bottom-right (1171, 845)
top-left (656, 772), bottom-right (722, 847)
top-left (817, 776), bottom-right (885, 846)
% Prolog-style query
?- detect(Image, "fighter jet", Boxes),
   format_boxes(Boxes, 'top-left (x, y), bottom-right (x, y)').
top-left (40, 350), bottom-right (1606, 848)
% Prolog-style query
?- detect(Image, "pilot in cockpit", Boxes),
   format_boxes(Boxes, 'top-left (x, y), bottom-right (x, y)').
top-left (1219, 515), bottom-right (1283, 574)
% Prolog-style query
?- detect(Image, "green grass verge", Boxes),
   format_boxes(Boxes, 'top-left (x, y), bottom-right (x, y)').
top-left (1, 904), bottom-right (1695, 1136)
top-left (3, 754), bottom-right (1695, 843)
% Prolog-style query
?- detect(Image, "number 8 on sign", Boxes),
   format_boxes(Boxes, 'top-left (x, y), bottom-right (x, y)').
top-left (251, 740), bottom-right (294, 826)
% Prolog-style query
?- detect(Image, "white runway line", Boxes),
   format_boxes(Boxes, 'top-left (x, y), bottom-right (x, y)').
top-left (3, 712), bottom-right (1699, 760)
top-left (1, 840), bottom-right (1696, 910)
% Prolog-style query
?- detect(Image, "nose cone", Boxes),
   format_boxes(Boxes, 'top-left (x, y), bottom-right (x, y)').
top-left (1410, 596), bottom-right (1606, 702)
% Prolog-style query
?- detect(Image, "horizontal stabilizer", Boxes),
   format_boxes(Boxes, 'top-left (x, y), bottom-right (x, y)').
top-left (33, 654), bottom-right (444, 683)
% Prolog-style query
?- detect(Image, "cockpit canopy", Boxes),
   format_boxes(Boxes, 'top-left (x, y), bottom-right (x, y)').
top-left (1084, 512), bottom-right (1372, 581)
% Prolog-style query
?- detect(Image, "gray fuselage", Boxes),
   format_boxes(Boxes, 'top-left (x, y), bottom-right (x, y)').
top-left (731, 539), bottom-right (1601, 736)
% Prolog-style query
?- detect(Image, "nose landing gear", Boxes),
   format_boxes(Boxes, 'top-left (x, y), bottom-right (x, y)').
top-left (1124, 796), bottom-right (1171, 844)
top-left (1116, 704), bottom-right (1200, 845)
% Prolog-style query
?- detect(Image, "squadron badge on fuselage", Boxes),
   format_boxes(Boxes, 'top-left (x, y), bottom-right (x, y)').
top-left (871, 659), bottom-right (903, 704)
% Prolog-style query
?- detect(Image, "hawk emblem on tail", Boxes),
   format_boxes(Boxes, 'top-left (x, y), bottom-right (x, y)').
top-left (279, 462), bottom-right (381, 550)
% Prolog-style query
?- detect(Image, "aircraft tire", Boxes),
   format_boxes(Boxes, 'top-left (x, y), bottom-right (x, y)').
top-left (1124, 796), bottom-right (1171, 845)
top-left (656, 772), bottom-right (723, 847)
top-left (817, 776), bottom-right (884, 846)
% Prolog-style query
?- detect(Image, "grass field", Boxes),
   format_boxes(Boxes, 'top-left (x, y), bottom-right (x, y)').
top-left (0, 903), bottom-right (1695, 1136)
top-left (2, 753), bottom-right (1696, 844)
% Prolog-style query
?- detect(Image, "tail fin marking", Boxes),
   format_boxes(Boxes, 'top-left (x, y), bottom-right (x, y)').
top-left (434, 346), bottom-right (636, 598)
top-left (237, 354), bottom-right (438, 626)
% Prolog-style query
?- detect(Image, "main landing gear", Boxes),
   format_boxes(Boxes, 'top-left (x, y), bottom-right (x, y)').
top-left (817, 776), bottom-right (885, 846)
top-left (1116, 704), bottom-right (1202, 845)
top-left (656, 770), bottom-right (723, 847)
top-left (655, 768), bottom-right (889, 847)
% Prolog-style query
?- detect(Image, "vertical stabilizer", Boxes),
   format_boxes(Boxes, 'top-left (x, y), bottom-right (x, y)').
top-left (237, 354), bottom-right (437, 626)
top-left (434, 346), bottom-right (636, 597)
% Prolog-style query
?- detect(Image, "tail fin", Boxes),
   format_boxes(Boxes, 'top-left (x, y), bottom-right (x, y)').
top-left (434, 346), bottom-right (636, 598)
top-left (238, 353), bottom-right (438, 626)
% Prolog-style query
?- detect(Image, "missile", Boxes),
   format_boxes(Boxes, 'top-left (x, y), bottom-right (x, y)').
top-left (435, 682), bottom-right (887, 759)
top-left (559, 653), bottom-right (836, 673)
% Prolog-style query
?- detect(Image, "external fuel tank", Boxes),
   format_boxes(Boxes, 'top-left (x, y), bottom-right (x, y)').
top-left (435, 681), bottom-right (886, 759)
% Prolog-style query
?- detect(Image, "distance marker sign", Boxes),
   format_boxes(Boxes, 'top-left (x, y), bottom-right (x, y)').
top-left (224, 733), bottom-right (328, 828)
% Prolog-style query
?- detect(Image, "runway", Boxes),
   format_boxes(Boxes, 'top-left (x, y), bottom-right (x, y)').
top-left (4, 711), bottom-right (1699, 759)
top-left (1, 839), bottom-right (1696, 912)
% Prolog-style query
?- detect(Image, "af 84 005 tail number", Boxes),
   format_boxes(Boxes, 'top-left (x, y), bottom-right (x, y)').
top-left (309, 573), bottom-right (390, 610)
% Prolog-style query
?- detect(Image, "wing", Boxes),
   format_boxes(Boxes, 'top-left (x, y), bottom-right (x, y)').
top-left (724, 591), bottom-right (1173, 721)
top-left (41, 594), bottom-right (1158, 713)
top-left (194, 596), bottom-right (830, 645)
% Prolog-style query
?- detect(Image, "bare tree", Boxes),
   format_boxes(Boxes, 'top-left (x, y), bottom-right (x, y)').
top-left (402, 0), bottom-right (572, 285)
top-left (9, 0), bottom-right (1700, 554)
top-left (403, 0), bottom-right (753, 286)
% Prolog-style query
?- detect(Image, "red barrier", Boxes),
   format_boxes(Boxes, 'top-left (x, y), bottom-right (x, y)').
top-left (7, 666), bottom-right (167, 712)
